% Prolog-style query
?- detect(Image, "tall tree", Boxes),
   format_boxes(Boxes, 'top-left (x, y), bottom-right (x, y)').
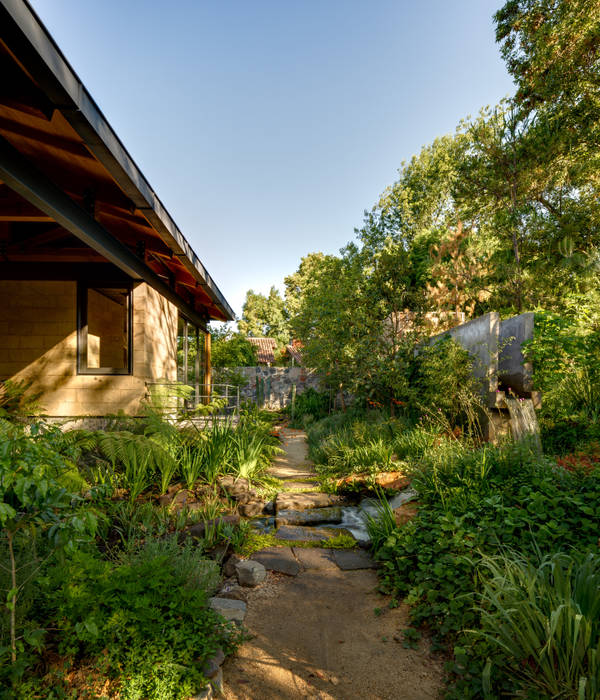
top-left (238, 287), bottom-right (290, 344)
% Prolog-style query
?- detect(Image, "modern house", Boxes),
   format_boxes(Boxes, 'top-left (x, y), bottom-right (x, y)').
top-left (0, 0), bottom-right (234, 416)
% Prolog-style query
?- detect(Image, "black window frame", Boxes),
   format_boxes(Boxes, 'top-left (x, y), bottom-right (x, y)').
top-left (77, 281), bottom-right (133, 375)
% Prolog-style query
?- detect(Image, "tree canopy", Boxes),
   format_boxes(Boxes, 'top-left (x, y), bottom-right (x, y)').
top-left (275, 0), bottom-right (599, 403)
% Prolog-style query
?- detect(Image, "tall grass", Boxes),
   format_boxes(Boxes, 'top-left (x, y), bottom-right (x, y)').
top-left (475, 550), bottom-right (600, 699)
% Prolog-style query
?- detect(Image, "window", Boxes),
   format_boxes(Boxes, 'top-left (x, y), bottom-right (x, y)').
top-left (77, 284), bottom-right (132, 374)
top-left (177, 316), bottom-right (206, 392)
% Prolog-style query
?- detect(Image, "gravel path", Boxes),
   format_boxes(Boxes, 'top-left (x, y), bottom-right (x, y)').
top-left (221, 428), bottom-right (444, 699)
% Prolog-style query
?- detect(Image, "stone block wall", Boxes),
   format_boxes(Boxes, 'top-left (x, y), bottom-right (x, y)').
top-left (220, 366), bottom-right (322, 410)
top-left (0, 280), bottom-right (177, 416)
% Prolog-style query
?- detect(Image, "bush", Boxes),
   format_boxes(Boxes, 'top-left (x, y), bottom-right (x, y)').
top-left (476, 550), bottom-right (600, 700)
top-left (18, 538), bottom-right (237, 699)
top-left (525, 311), bottom-right (600, 454)
top-left (287, 387), bottom-right (330, 426)
top-left (368, 440), bottom-right (600, 697)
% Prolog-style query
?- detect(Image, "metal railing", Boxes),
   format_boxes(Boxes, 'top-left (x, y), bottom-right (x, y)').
top-left (144, 382), bottom-right (240, 418)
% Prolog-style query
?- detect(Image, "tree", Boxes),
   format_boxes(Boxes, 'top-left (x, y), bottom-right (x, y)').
top-left (238, 287), bottom-right (290, 344)
top-left (210, 325), bottom-right (257, 367)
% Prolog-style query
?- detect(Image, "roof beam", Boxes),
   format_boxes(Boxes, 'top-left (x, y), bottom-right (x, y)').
top-left (0, 134), bottom-right (209, 329)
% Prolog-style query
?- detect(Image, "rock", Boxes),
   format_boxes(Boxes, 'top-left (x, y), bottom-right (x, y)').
top-left (332, 549), bottom-right (376, 570)
top-left (251, 547), bottom-right (300, 576)
top-left (292, 547), bottom-right (337, 570)
top-left (235, 559), bottom-right (267, 587)
top-left (336, 471), bottom-right (410, 492)
top-left (210, 666), bottom-right (224, 697)
top-left (276, 506), bottom-right (343, 527)
top-left (218, 476), bottom-right (259, 502)
top-left (203, 648), bottom-right (225, 678)
top-left (223, 554), bottom-right (243, 578)
top-left (238, 500), bottom-right (266, 517)
top-left (157, 482), bottom-right (184, 506)
top-left (218, 582), bottom-right (248, 602)
top-left (248, 516), bottom-right (276, 533)
top-left (263, 500), bottom-right (275, 515)
top-left (191, 686), bottom-right (213, 700)
top-left (171, 488), bottom-right (197, 508)
top-left (209, 597), bottom-right (247, 625)
top-left (276, 492), bottom-right (337, 511)
top-left (184, 515), bottom-right (240, 540)
top-left (276, 525), bottom-right (355, 543)
top-left (393, 501), bottom-right (419, 526)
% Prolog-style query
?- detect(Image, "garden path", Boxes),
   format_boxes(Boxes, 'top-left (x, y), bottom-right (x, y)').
top-left (221, 428), bottom-right (444, 699)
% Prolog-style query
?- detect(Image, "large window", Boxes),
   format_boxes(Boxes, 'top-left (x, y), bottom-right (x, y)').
top-left (77, 284), bottom-right (132, 374)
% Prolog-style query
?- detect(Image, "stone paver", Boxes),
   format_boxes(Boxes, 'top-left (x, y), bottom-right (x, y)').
top-left (332, 548), bottom-right (376, 570)
top-left (276, 525), bottom-right (354, 542)
top-left (250, 547), bottom-right (300, 576)
top-left (292, 547), bottom-right (337, 569)
top-left (209, 597), bottom-right (247, 625)
top-left (276, 505), bottom-right (343, 527)
top-left (276, 491), bottom-right (337, 511)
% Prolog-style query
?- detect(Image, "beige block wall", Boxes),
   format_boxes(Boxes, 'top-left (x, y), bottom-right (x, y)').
top-left (0, 280), bottom-right (178, 416)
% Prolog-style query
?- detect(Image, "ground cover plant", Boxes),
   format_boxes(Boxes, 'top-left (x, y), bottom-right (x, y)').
top-left (0, 406), bottom-right (281, 698)
top-left (366, 438), bottom-right (600, 698)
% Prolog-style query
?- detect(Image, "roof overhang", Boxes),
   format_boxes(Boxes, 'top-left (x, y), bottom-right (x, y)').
top-left (0, 0), bottom-right (234, 323)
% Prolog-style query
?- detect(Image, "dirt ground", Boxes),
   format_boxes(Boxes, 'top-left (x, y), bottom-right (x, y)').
top-left (222, 569), bottom-right (444, 700)
top-left (221, 428), bottom-right (445, 700)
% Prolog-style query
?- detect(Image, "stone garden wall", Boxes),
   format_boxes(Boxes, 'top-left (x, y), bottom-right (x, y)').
top-left (221, 366), bottom-right (322, 410)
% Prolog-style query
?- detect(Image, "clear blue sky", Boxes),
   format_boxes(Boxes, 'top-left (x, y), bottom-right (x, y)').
top-left (30, 0), bottom-right (514, 319)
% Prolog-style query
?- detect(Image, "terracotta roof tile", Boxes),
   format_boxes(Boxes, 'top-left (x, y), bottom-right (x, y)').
top-left (247, 337), bottom-right (277, 364)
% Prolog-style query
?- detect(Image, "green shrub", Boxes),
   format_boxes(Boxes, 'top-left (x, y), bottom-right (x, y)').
top-left (525, 311), bottom-right (600, 454)
top-left (476, 550), bottom-right (600, 699)
top-left (415, 336), bottom-right (486, 437)
top-left (24, 538), bottom-right (238, 699)
top-left (369, 441), bottom-right (600, 697)
top-left (287, 387), bottom-right (330, 426)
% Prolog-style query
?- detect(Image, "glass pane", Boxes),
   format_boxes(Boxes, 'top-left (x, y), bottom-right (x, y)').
top-left (87, 287), bottom-right (129, 369)
top-left (177, 317), bottom-right (186, 382)
top-left (187, 328), bottom-right (197, 385)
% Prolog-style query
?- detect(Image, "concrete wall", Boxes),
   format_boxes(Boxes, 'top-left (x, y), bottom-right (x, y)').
top-left (498, 312), bottom-right (534, 394)
top-left (429, 312), bottom-right (500, 407)
top-left (0, 281), bottom-right (177, 416)
top-left (217, 366), bottom-right (322, 410)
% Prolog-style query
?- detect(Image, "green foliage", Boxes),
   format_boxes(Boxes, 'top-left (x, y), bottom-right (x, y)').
top-left (0, 381), bottom-right (42, 421)
top-left (210, 325), bottom-right (258, 367)
top-left (475, 549), bottom-right (600, 700)
top-left (0, 421), bottom-right (98, 670)
top-left (415, 336), bottom-right (485, 437)
top-left (238, 287), bottom-right (290, 345)
top-left (27, 539), bottom-right (238, 699)
top-left (369, 438), bottom-right (600, 697)
top-left (287, 387), bottom-right (330, 427)
top-left (525, 310), bottom-right (600, 453)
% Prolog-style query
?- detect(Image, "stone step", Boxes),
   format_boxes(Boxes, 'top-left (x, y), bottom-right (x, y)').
top-left (276, 506), bottom-right (343, 527)
top-left (275, 525), bottom-right (355, 543)
top-left (276, 492), bottom-right (339, 512)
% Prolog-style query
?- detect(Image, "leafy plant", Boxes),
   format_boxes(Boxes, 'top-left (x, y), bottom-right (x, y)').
top-left (179, 444), bottom-right (204, 490)
top-left (0, 421), bottom-right (97, 669)
top-left (475, 550), bottom-right (600, 699)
